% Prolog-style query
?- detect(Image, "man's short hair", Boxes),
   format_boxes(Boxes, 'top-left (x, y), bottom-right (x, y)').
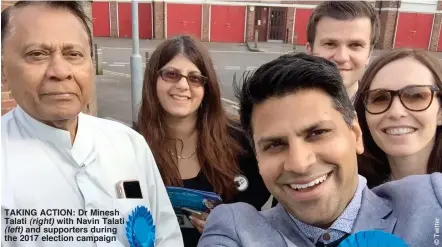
top-left (235, 53), bottom-right (356, 146)
top-left (307, 1), bottom-right (380, 48)
top-left (1, 1), bottom-right (93, 56)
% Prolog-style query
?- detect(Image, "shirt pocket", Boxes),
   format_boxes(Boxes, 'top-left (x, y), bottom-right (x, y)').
top-left (112, 198), bottom-right (152, 246)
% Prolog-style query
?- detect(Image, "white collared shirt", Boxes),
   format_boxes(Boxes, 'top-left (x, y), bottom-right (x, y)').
top-left (1, 106), bottom-right (183, 247)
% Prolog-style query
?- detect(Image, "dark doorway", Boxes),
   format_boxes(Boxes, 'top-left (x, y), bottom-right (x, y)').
top-left (268, 7), bottom-right (286, 41)
top-left (254, 6), bottom-right (269, 42)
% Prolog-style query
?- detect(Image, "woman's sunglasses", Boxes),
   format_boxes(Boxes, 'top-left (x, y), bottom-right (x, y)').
top-left (158, 68), bottom-right (207, 87)
top-left (361, 85), bottom-right (440, 114)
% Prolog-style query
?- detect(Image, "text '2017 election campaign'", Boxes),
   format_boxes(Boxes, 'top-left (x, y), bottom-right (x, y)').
top-left (3, 208), bottom-right (124, 243)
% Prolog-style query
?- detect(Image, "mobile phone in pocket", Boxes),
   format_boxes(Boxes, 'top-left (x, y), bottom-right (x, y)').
top-left (116, 180), bottom-right (143, 199)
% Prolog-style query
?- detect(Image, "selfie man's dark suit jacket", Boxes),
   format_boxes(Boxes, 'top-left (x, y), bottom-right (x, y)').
top-left (198, 173), bottom-right (442, 247)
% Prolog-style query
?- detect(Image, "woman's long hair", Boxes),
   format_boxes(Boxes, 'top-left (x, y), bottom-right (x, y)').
top-left (353, 48), bottom-right (442, 187)
top-left (137, 35), bottom-right (242, 200)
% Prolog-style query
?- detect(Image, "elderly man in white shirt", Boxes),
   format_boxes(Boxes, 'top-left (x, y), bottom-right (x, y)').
top-left (1, 1), bottom-right (183, 246)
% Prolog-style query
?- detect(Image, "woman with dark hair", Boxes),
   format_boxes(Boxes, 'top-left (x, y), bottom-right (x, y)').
top-left (137, 35), bottom-right (270, 246)
top-left (354, 48), bottom-right (442, 188)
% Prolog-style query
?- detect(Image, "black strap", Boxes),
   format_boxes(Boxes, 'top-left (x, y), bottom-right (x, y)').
top-left (315, 233), bottom-right (350, 247)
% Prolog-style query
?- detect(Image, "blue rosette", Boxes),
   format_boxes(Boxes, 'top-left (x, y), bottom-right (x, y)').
top-left (338, 230), bottom-right (408, 247)
top-left (126, 206), bottom-right (156, 247)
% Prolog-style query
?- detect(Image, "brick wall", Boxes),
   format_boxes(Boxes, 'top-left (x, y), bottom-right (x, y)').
top-left (1, 1), bottom-right (97, 116)
top-left (429, 14), bottom-right (441, 51)
top-left (1, 81), bottom-right (17, 116)
top-left (1, 0), bottom-right (13, 10)
top-left (294, 1), bottom-right (322, 5)
top-left (2, 1), bottom-right (17, 116)
top-left (429, 1), bottom-right (442, 51)
top-left (376, 1), bottom-right (400, 49)
top-left (285, 7), bottom-right (295, 44)
top-left (201, 4), bottom-right (210, 42)
top-left (153, 1), bottom-right (165, 39)
top-left (245, 6), bottom-right (256, 42)
top-left (93, 0), bottom-right (440, 52)
top-left (109, 1), bottom-right (118, 37)
top-left (81, 1), bottom-right (97, 116)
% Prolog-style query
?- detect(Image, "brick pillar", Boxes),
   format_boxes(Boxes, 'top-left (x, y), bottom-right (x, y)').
top-left (376, 1), bottom-right (400, 50)
top-left (296, 1), bottom-right (322, 4)
top-left (1, 80), bottom-right (17, 116)
top-left (109, 1), bottom-right (118, 37)
top-left (429, 1), bottom-right (442, 51)
top-left (201, 4), bottom-right (210, 42)
top-left (1, 1), bottom-right (17, 115)
top-left (82, 1), bottom-right (97, 116)
top-left (153, 1), bottom-right (165, 39)
top-left (429, 14), bottom-right (442, 52)
top-left (83, 1), bottom-right (93, 31)
top-left (286, 7), bottom-right (295, 44)
top-left (246, 6), bottom-right (256, 42)
top-left (1, 0), bottom-right (14, 10)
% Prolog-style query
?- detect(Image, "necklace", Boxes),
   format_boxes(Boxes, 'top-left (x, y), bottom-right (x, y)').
top-left (168, 146), bottom-right (197, 159)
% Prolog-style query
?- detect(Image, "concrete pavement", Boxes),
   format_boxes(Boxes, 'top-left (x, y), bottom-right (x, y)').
top-left (95, 37), bottom-right (252, 53)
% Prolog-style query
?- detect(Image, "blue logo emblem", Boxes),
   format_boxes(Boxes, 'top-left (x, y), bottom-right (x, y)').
top-left (126, 206), bottom-right (156, 247)
top-left (338, 230), bottom-right (408, 247)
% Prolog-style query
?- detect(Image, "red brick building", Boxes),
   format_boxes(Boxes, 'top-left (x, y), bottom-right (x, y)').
top-left (91, 0), bottom-right (442, 51)
top-left (2, 0), bottom-right (442, 116)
